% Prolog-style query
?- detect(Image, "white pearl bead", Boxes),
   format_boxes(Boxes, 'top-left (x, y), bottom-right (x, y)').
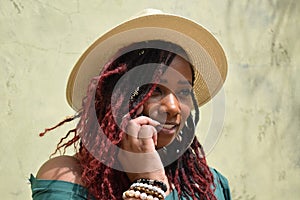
top-left (146, 195), bottom-right (154, 200)
top-left (152, 186), bottom-right (158, 192)
top-left (122, 192), bottom-right (126, 199)
top-left (140, 192), bottom-right (147, 200)
top-left (128, 190), bottom-right (135, 197)
top-left (134, 190), bottom-right (141, 198)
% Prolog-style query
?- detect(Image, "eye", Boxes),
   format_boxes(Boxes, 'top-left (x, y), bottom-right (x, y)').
top-left (151, 86), bottom-right (163, 96)
top-left (177, 89), bottom-right (192, 97)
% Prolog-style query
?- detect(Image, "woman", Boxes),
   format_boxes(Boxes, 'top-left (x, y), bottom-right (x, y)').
top-left (30, 10), bottom-right (231, 200)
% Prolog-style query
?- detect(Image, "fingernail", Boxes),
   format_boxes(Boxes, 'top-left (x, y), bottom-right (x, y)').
top-left (155, 124), bottom-right (162, 131)
top-left (152, 119), bottom-right (160, 126)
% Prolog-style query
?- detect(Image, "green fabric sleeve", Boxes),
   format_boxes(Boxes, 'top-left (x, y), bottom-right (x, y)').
top-left (29, 174), bottom-right (93, 200)
top-left (211, 168), bottom-right (232, 200)
top-left (30, 168), bottom-right (231, 200)
top-left (165, 168), bottom-right (231, 200)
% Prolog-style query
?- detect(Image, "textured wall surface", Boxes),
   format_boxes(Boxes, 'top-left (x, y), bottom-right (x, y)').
top-left (0, 0), bottom-right (299, 199)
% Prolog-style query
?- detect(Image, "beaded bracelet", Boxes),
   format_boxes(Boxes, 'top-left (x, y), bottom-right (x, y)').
top-left (130, 182), bottom-right (166, 199)
top-left (122, 189), bottom-right (160, 200)
top-left (134, 178), bottom-right (168, 192)
top-left (122, 179), bottom-right (167, 200)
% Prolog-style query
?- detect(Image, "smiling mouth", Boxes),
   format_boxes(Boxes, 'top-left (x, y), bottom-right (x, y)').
top-left (161, 124), bottom-right (176, 129)
top-left (156, 123), bottom-right (178, 135)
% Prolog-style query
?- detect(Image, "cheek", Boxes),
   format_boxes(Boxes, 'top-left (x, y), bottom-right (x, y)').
top-left (142, 101), bottom-right (158, 117)
top-left (179, 103), bottom-right (192, 127)
top-left (142, 101), bottom-right (151, 114)
top-left (180, 98), bottom-right (193, 117)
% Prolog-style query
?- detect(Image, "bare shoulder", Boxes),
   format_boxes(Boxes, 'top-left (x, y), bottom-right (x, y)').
top-left (36, 155), bottom-right (83, 185)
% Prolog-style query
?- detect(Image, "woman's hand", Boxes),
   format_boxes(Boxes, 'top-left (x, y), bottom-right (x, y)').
top-left (121, 105), bottom-right (160, 153)
top-left (118, 106), bottom-right (170, 193)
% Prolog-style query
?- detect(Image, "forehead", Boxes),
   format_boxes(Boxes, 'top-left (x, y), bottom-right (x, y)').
top-left (160, 55), bottom-right (193, 84)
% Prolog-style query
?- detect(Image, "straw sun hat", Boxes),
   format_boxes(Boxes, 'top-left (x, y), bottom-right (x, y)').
top-left (66, 9), bottom-right (227, 111)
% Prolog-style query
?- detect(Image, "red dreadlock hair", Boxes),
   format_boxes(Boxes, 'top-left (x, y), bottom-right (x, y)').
top-left (40, 40), bottom-right (217, 200)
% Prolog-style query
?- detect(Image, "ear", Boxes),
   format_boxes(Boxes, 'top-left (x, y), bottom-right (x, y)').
top-left (136, 105), bottom-right (144, 117)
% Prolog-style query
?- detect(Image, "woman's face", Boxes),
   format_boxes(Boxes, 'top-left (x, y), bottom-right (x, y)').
top-left (142, 55), bottom-right (194, 149)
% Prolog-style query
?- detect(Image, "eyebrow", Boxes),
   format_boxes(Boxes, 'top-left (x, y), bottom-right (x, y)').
top-left (160, 79), bottom-right (193, 85)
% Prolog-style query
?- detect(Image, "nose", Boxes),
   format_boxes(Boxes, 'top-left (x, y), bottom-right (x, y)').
top-left (159, 92), bottom-right (181, 118)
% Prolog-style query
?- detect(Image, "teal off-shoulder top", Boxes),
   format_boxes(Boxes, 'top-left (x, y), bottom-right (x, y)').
top-left (29, 168), bottom-right (231, 200)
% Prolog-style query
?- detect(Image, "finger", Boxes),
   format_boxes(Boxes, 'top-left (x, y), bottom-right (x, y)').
top-left (126, 120), bottom-right (141, 138)
top-left (152, 128), bottom-right (158, 146)
top-left (138, 125), bottom-right (157, 139)
top-left (125, 116), bottom-right (158, 139)
top-left (133, 116), bottom-right (160, 127)
top-left (137, 127), bottom-right (156, 152)
top-left (138, 126), bottom-right (158, 146)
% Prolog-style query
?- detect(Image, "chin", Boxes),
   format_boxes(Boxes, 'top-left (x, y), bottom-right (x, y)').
top-left (156, 136), bottom-right (176, 149)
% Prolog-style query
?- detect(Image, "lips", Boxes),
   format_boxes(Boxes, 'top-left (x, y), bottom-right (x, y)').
top-left (161, 124), bottom-right (176, 129)
top-left (156, 123), bottom-right (179, 135)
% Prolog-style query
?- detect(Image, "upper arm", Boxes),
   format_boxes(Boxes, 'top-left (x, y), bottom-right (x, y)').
top-left (36, 155), bottom-right (84, 186)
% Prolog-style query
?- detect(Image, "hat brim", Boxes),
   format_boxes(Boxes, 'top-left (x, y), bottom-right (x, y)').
top-left (66, 13), bottom-right (227, 111)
